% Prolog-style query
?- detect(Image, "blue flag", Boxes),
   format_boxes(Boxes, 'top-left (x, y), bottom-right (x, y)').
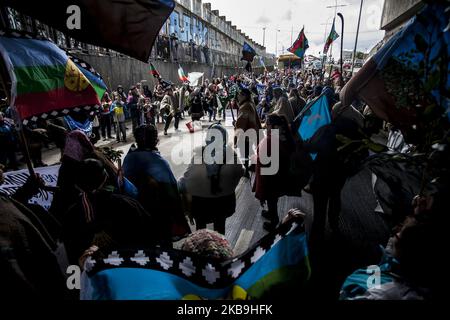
top-left (81, 217), bottom-right (310, 300)
top-left (298, 94), bottom-right (331, 160)
top-left (242, 42), bottom-right (256, 62)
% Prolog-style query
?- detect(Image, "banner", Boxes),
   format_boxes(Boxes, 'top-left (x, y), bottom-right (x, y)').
top-left (188, 72), bottom-right (204, 86)
top-left (0, 165), bottom-right (60, 210)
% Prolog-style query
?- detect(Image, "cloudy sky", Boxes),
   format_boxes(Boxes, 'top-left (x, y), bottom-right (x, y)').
top-left (207, 0), bottom-right (385, 57)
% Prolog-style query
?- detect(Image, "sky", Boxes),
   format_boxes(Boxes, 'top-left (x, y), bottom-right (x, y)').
top-left (207, 0), bottom-right (386, 57)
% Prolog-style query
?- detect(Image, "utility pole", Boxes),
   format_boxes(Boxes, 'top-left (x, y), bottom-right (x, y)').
top-left (337, 12), bottom-right (344, 81)
top-left (352, 0), bottom-right (364, 74)
top-left (326, 0), bottom-right (347, 61)
top-left (262, 27), bottom-right (266, 47)
top-left (290, 25), bottom-right (293, 44)
top-left (275, 28), bottom-right (280, 56)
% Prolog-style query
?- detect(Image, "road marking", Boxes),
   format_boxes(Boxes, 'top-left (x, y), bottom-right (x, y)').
top-left (233, 229), bottom-right (254, 256)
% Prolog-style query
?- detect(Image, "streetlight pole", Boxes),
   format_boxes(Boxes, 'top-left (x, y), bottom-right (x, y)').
top-left (275, 29), bottom-right (280, 56)
top-left (337, 12), bottom-right (344, 81)
top-left (326, 1), bottom-right (347, 61)
top-left (262, 27), bottom-right (266, 47)
top-left (352, 0), bottom-right (364, 74)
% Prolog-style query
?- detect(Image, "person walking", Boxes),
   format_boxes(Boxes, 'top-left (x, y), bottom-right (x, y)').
top-left (161, 87), bottom-right (181, 135)
top-left (111, 93), bottom-right (127, 143)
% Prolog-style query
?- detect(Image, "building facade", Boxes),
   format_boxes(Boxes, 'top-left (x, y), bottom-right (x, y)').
top-left (0, 0), bottom-right (275, 70)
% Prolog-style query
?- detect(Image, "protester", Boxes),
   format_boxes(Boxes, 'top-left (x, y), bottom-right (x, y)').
top-left (161, 87), bottom-right (181, 135)
top-left (253, 114), bottom-right (296, 231)
top-left (61, 158), bottom-right (159, 265)
top-left (0, 112), bottom-right (18, 170)
top-left (127, 86), bottom-right (141, 132)
top-left (123, 124), bottom-right (190, 243)
top-left (111, 93), bottom-right (127, 142)
top-left (178, 124), bottom-right (244, 234)
top-left (188, 88), bottom-right (204, 121)
top-left (100, 92), bottom-right (113, 140)
top-left (235, 88), bottom-right (262, 177)
top-left (181, 229), bottom-right (234, 262)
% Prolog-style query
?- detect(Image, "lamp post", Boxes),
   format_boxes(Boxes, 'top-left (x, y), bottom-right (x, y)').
top-left (262, 27), bottom-right (266, 47)
top-left (275, 28), bottom-right (280, 56)
top-left (352, 0), bottom-right (364, 74)
top-left (337, 12), bottom-right (344, 81)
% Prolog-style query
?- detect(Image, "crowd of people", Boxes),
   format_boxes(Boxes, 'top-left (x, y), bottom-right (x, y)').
top-left (0, 65), bottom-right (444, 301)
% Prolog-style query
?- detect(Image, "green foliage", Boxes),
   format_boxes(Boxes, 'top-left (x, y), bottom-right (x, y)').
top-left (99, 147), bottom-right (123, 163)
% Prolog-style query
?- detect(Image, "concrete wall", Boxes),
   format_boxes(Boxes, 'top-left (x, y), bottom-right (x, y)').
top-left (80, 54), bottom-right (265, 90)
top-left (380, 0), bottom-right (424, 31)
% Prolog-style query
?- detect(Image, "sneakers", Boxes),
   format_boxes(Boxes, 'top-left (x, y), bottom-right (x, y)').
top-left (164, 130), bottom-right (168, 136)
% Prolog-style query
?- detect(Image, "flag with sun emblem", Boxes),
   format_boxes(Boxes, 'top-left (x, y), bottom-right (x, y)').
top-left (0, 33), bottom-right (101, 121)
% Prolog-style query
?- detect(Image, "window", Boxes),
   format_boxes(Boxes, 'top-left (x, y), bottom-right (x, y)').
top-left (169, 11), bottom-right (180, 37)
top-left (181, 14), bottom-right (190, 42)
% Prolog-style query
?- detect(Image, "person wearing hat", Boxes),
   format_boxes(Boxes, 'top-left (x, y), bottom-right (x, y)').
top-left (288, 85), bottom-right (306, 118)
top-left (161, 86), bottom-right (181, 135)
top-left (235, 88), bottom-right (262, 176)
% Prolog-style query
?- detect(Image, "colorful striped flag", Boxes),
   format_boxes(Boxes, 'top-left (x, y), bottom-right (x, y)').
top-left (288, 27), bottom-right (309, 59)
top-left (69, 55), bottom-right (107, 100)
top-left (0, 35), bottom-right (101, 120)
top-left (323, 19), bottom-right (339, 55)
top-left (149, 62), bottom-right (161, 79)
top-left (177, 64), bottom-right (189, 82)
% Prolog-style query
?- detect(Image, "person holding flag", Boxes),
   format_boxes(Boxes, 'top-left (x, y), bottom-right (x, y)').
top-left (241, 42), bottom-right (256, 72)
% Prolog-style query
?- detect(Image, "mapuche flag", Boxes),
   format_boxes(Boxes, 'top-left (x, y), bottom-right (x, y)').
top-left (81, 216), bottom-right (310, 300)
top-left (323, 19), bottom-right (339, 55)
top-left (288, 27), bottom-right (309, 59)
top-left (0, 34), bottom-right (101, 120)
top-left (2, 0), bottom-right (175, 62)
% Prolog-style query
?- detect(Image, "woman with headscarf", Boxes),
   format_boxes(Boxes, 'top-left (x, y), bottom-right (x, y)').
top-left (178, 124), bottom-right (244, 234)
top-left (50, 130), bottom-right (133, 222)
top-left (273, 95), bottom-right (295, 125)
